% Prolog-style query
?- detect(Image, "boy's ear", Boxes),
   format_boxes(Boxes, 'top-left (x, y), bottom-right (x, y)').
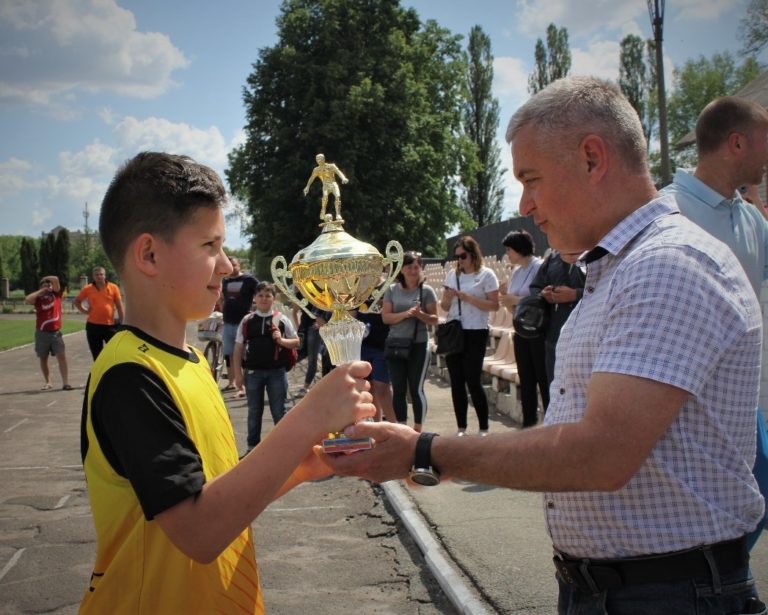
top-left (132, 233), bottom-right (160, 276)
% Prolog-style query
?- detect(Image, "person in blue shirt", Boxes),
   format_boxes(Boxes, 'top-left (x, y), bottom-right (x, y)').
top-left (661, 95), bottom-right (768, 550)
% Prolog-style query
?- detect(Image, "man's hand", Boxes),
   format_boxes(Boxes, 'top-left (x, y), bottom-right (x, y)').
top-left (541, 285), bottom-right (578, 304)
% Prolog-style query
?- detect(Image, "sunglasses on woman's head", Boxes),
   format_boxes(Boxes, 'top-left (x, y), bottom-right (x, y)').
top-left (455, 252), bottom-right (469, 260)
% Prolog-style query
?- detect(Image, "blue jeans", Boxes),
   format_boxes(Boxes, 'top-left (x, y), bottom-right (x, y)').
top-left (557, 565), bottom-right (762, 614)
top-left (244, 368), bottom-right (287, 447)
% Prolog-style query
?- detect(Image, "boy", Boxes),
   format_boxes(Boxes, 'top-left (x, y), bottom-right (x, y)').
top-left (24, 275), bottom-right (72, 390)
top-left (232, 281), bottom-right (300, 454)
top-left (79, 152), bottom-right (374, 614)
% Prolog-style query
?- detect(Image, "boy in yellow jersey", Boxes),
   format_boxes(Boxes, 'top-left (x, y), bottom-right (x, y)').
top-left (79, 152), bottom-right (375, 614)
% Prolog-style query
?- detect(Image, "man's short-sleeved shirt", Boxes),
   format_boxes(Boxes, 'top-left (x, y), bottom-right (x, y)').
top-left (222, 274), bottom-right (258, 325)
top-left (544, 196), bottom-right (764, 558)
top-left (35, 290), bottom-right (62, 331)
top-left (661, 169), bottom-right (768, 297)
top-left (76, 282), bottom-right (122, 325)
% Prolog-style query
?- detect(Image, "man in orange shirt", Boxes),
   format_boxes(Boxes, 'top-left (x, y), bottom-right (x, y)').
top-left (74, 266), bottom-right (125, 359)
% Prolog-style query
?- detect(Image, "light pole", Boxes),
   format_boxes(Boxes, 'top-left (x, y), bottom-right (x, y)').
top-left (648, 0), bottom-right (671, 186)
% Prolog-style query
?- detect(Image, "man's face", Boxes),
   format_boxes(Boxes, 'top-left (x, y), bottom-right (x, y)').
top-left (40, 281), bottom-right (52, 292)
top-left (743, 124), bottom-right (768, 186)
top-left (93, 270), bottom-right (106, 285)
top-left (512, 124), bottom-right (592, 256)
top-left (229, 258), bottom-right (241, 276)
top-left (254, 289), bottom-right (275, 312)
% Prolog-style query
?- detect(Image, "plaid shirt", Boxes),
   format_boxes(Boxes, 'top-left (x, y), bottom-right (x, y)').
top-left (544, 196), bottom-right (765, 558)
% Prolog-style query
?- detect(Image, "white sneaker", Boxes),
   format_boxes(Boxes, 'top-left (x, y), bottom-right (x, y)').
top-left (479, 430), bottom-right (489, 437)
top-left (456, 429), bottom-right (466, 437)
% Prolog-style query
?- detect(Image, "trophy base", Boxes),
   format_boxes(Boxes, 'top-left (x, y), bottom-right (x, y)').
top-left (321, 434), bottom-right (373, 454)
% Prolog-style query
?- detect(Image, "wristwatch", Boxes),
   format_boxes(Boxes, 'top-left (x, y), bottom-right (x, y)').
top-left (409, 432), bottom-right (441, 486)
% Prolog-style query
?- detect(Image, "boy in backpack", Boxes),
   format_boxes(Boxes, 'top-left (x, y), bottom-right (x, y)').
top-left (79, 152), bottom-right (374, 614)
top-left (233, 282), bottom-right (301, 455)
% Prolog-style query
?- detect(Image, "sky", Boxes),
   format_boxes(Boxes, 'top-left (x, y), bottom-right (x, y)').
top-left (0, 0), bottom-right (761, 249)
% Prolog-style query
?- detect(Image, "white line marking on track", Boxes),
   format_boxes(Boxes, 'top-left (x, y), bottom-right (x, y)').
top-left (54, 495), bottom-right (70, 509)
top-left (46, 400), bottom-right (57, 407)
top-left (4, 419), bottom-right (28, 433)
top-left (268, 505), bottom-right (347, 512)
top-left (0, 466), bottom-right (49, 471)
top-left (0, 548), bottom-right (26, 583)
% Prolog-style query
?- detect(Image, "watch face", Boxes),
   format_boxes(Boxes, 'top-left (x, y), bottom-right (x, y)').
top-left (409, 469), bottom-right (440, 487)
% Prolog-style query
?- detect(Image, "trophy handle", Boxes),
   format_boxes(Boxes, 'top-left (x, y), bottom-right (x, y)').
top-left (270, 255), bottom-right (315, 319)
top-left (366, 240), bottom-right (403, 313)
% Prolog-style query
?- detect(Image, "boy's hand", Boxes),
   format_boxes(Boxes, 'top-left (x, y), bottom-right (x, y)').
top-left (300, 361), bottom-right (375, 436)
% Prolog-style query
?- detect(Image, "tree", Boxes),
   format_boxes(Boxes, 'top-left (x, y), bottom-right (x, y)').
top-left (20, 237), bottom-right (39, 294)
top-left (528, 23), bottom-right (571, 94)
top-left (39, 233), bottom-right (56, 280)
top-left (619, 34), bottom-right (654, 145)
top-left (666, 52), bottom-right (760, 171)
top-left (227, 0), bottom-right (470, 268)
top-left (54, 229), bottom-right (70, 291)
top-left (460, 25), bottom-right (505, 228)
top-left (740, 0), bottom-right (768, 57)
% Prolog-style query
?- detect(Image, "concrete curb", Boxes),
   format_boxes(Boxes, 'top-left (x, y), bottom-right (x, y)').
top-left (381, 480), bottom-right (492, 615)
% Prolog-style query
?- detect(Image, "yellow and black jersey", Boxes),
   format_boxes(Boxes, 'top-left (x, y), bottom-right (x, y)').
top-left (80, 326), bottom-right (263, 614)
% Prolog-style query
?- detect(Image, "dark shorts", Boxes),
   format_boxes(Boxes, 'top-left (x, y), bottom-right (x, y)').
top-left (361, 346), bottom-right (390, 384)
top-left (35, 330), bottom-right (65, 357)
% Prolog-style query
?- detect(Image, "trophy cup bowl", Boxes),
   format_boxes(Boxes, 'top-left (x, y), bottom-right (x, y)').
top-left (272, 216), bottom-right (403, 452)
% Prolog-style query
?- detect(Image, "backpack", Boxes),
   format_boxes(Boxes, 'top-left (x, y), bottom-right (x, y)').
top-left (241, 310), bottom-right (298, 372)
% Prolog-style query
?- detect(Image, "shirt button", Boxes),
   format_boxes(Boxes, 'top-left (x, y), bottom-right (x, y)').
top-left (586, 286), bottom-right (595, 293)
top-left (547, 501), bottom-right (555, 509)
top-left (559, 388), bottom-right (565, 395)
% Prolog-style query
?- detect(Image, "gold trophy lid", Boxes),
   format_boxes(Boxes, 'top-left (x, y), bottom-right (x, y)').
top-left (290, 219), bottom-right (382, 266)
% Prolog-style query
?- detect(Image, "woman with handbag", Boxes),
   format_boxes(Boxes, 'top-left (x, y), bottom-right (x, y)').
top-left (382, 251), bottom-right (438, 432)
top-left (499, 230), bottom-right (548, 428)
top-left (440, 237), bottom-right (499, 436)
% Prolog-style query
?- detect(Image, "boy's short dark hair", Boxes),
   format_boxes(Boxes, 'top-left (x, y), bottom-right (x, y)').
top-left (502, 230), bottom-right (535, 256)
top-left (255, 281), bottom-right (276, 296)
top-left (99, 152), bottom-right (227, 273)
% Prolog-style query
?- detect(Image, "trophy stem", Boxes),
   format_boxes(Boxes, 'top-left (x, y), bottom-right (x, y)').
top-left (319, 311), bottom-right (367, 366)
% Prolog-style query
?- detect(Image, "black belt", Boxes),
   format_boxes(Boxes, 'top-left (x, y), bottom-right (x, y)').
top-left (553, 536), bottom-right (749, 592)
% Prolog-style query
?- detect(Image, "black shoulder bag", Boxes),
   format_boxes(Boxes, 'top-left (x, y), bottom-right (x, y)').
top-left (435, 275), bottom-right (464, 356)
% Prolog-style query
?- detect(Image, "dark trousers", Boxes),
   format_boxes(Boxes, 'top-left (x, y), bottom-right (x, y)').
top-left (513, 333), bottom-right (549, 427)
top-left (446, 329), bottom-right (489, 431)
top-left (85, 322), bottom-right (117, 360)
top-left (387, 341), bottom-right (430, 424)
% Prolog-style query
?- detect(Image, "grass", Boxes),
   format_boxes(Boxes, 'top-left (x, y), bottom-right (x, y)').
top-left (0, 320), bottom-right (86, 351)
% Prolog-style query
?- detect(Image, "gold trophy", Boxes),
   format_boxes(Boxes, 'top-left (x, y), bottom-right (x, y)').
top-left (272, 154), bottom-right (403, 453)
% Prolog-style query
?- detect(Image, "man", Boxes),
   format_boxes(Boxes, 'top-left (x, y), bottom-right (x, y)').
top-left (25, 275), bottom-right (72, 390)
top-left (220, 256), bottom-right (257, 394)
top-left (325, 77), bottom-right (765, 613)
top-left (303, 153), bottom-right (348, 221)
top-left (74, 266), bottom-right (124, 360)
top-left (661, 96), bottom-right (768, 297)
top-left (661, 96), bottom-right (768, 550)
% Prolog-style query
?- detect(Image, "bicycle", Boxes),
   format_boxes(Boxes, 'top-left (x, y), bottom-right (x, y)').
top-left (197, 311), bottom-right (224, 382)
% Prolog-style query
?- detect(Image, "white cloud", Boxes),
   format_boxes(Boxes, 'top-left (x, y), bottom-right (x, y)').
top-left (673, 0), bottom-right (734, 21)
top-left (31, 207), bottom-right (53, 226)
top-left (113, 116), bottom-right (232, 169)
top-left (571, 40), bottom-right (621, 81)
top-left (59, 141), bottom-right (118, 177)
top-left (0, 0), bottom-right (189, 107)
top-left (0, 157), bottom-right (33, 197)
top-left (494, 56), bottom-right (530, 102)
top-left (514, 0), bottom-right (644, 39)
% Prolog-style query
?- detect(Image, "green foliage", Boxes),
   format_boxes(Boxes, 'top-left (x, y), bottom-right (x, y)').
top-left (20, 238), bottom-right (39, 294)
top-left (667, 52), bottom-right (761, 169)
top-left (227, 0), bottom-right (469, 262)
top-left (54, 229), bottom-right (70, 291)
top-left (69, 233), bottom-right (117, 288)
top-left (39, 233), bottom-right (56, 280)
top-left (740, 0), bottom-right (768, 56)
top-left (460, 25), bottom-right (505, 228)
top-left (528, 23), bottom-right (571, 94)
top-left (619, 35), bottom-right (655, 145)
top-left (0, 235), bottom-right (34, 288)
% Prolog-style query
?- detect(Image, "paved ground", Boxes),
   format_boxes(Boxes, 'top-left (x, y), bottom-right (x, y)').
top-left (2, 313), bottom-right (768, 614)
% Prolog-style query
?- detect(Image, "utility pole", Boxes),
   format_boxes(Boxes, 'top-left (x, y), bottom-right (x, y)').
top-left (648, 0), bottom-right (670, 186)
top-left (83, 202), bottom-right (91, 254)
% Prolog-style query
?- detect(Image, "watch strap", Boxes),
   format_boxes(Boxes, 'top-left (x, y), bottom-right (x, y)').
top-left (414, 432), bottom-right (439, 472)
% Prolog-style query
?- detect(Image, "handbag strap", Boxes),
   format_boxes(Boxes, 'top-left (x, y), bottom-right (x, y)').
top-left (410, 284), bottom-right (422, 341)
top-left (456, 273), bottom-right (462, 317)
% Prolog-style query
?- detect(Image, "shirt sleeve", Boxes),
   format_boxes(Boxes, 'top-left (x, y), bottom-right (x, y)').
top-left (593, 244), bottom-right (756, 396)
top-left (235, 315), bottom-right (248, 344)
top-left (482, 268), bottom-right (499, 293)
top-left (281, 314), bottom-right (297, 338)
top-left (90, 363), bottom-right (205, 520)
